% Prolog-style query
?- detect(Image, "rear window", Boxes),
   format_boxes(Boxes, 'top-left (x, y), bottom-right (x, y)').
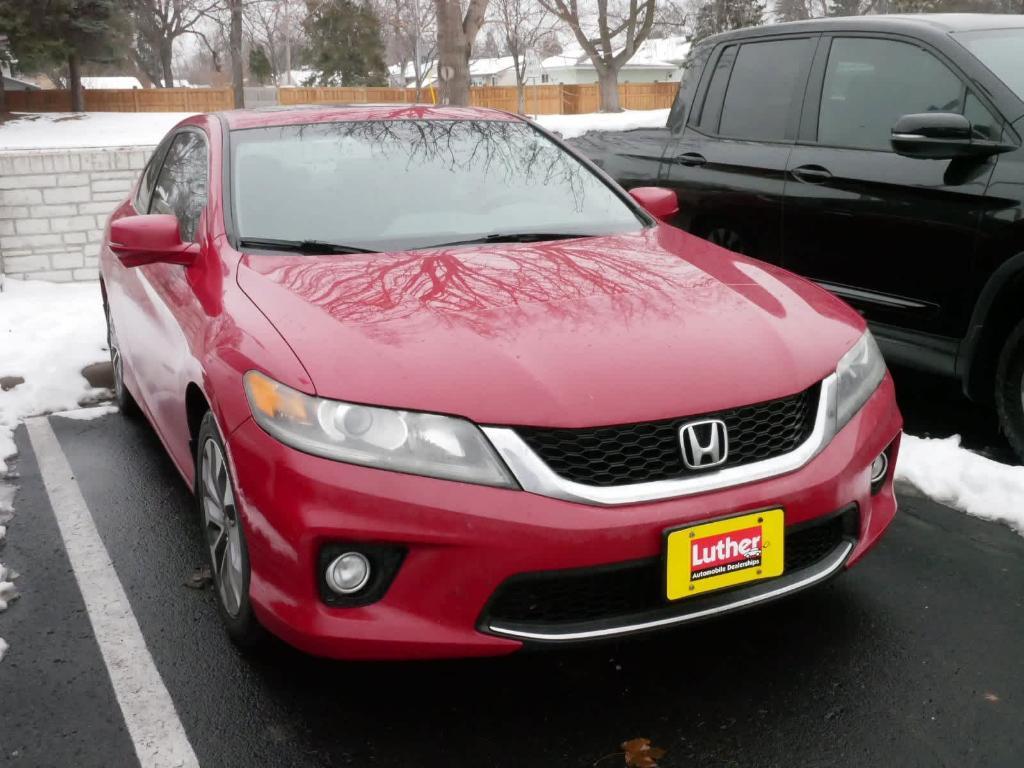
top-left (229, 119), bottom-right (645, 252)
top-left (716, 39), bottom-right (814, 142)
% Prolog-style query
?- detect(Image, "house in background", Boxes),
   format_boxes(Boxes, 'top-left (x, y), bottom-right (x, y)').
top-left (1, 48), bottom-right (41, 91)
top-left (540, 37), bottom-right (690, 85)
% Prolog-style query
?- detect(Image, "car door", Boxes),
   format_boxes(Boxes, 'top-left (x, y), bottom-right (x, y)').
top-left (782, 34), bottom-right (1003, 342)
top-left (662, 35), bottom-right (818, 263)
top-left (126, 128), bottom-right (212, 470)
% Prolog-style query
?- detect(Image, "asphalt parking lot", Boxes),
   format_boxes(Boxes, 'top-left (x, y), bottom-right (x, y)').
top-left (2, 388), bottom-right (1023, 768)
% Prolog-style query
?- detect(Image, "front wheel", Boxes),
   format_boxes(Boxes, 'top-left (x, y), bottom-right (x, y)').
top-left (995, 318), bottom-right (1024, 463)
top-left (106, 310), bottom-right (139, 417)
top-left (195, 412), bottom-right (263, 647)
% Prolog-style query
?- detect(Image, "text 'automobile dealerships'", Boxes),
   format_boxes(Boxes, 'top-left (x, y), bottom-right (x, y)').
top-left (100, 105), bottom-right (902, 659)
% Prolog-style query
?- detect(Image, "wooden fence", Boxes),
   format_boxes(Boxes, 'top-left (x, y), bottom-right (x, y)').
top-left (279, 81), bottom-right (677, 114)
top-left (6, 81), bottom-right (675, 115)
top-left (5, 87), bottom-right (235, 113)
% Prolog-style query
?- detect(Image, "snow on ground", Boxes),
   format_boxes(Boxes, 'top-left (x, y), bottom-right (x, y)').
top-left (0, 278), bottom-right (109, 475)
top-left (897, 434), bottom-right (1024, 537)
top-left (0, 278), bottom-right (109, 662)
top-left (532, 109), bottom-right (670, 140)
top-left (0, 112), bottom-right (194, 150)
top-left (52, 404), bottom-right (120, 421)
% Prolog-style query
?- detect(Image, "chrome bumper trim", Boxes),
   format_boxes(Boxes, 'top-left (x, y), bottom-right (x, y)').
top-left (483, 373), bottom-right (838, 507)
top-left (487, 540), bottom-right (853, 642)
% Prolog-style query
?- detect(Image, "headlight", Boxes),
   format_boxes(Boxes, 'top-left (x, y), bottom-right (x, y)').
top-left (834, 331), bottom-right (886, 431)
top-left (243, 371), bottom-right (516, 488)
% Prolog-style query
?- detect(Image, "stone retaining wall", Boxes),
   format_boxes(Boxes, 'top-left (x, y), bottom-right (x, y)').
top-left (0, 146), bottom-right (152, 282)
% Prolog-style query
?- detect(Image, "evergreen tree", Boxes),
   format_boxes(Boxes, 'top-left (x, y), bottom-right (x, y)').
top-left (0, 0), bottom-right (126, 110)
top-left (302, 0), bottom-right (388, 86)
top-left (249, 44), bottom-right (273, 84)
top-left (692, 0), bottom-right (765, 44)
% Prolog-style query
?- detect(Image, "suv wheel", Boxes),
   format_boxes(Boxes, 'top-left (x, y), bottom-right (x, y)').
top-left (196, 412), bottom-right (263, 647)
top-left (995, 318), bottom-right (1024, 462)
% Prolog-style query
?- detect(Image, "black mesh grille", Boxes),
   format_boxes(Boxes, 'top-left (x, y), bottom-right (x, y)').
top-left (484, 510), bottom-right (853, 627)
top-left (515, 386), bottom-right (818, 487)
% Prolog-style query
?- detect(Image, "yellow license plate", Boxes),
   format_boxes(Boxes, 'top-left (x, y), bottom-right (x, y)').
top-left (665, 509), bottom-right (785, 600)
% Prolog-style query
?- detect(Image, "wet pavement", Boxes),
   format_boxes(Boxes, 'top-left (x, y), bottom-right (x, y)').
top-left (1, 398), bottom-right (1022, 767)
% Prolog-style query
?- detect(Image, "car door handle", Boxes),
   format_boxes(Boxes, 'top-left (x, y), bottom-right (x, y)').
top-left (790, 165), bottom-right (833, 184)
top-left (673, 152), bottom-right (707, 167)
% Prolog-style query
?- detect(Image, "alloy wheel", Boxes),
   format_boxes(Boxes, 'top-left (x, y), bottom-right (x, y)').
top-left (201, 438), bottom-right (245, 618)
top-left (107, 313), bottom-right (125, 402)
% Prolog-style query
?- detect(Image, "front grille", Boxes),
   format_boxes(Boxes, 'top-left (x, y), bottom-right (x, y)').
top-left (483, 508), bottom-right (855, 628)
top-left (515, 385), bottom-right (818, 487)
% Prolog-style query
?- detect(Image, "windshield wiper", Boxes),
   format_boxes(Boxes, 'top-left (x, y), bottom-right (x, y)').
top-left (238, 237), bottom-right (377, 255)
top-left (420, 232), bottom-right (588, 249)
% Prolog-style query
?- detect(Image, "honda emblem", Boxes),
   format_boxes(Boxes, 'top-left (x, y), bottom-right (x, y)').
top-left (679, 419), bottom-right (728, 470)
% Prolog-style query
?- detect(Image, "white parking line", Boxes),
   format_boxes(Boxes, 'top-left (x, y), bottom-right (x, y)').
top-left (25, 417), bottom-right (199, 768)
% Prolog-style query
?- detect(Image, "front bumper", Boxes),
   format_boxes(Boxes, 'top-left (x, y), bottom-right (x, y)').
top-left (226, 374), bottom-right (901, 660)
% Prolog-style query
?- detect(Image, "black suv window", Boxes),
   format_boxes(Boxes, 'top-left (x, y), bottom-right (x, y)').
top-left (817, 37), bottom-right (994, 150)
top-left (696, 45), bottom-right (736, 133)
top-left (150, 131), bottom-right (208, 242)
top-left (716, 38), bottom-right (814, 142)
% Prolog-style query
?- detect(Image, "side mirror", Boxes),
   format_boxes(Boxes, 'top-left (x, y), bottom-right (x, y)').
top-left (891, 113), bottom-right (1016, 160)
top-left (109, 214), bottom-right (198, 268)
top-left (629, 187), bottom-right (679, 221)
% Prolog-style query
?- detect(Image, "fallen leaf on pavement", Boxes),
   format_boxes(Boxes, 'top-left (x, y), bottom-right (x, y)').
top-left (185, 564), bottom-right (213, 589)
top-left (621, 737), bottom-right (667, 768)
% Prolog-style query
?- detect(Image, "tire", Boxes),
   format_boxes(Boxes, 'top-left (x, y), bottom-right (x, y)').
top-left (195, 412), bottom-right (263, 647)
top-left (105, 309), bottom-right (140, 417)
top-left (995, 318), bottom-right (1024, 463)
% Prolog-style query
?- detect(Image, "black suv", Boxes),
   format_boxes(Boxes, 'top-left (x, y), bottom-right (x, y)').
top-left (572, 14), bottom-right (1024, 459)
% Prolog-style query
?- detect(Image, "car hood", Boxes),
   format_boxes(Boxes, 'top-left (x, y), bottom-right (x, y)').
top-left (236, 227), bottom-right (864, 428)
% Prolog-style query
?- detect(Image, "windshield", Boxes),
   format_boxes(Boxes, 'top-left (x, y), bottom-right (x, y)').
top-left (954, 28), bottom-right (1024, 102)
top-left (229, 119), bottom-right (646, 252)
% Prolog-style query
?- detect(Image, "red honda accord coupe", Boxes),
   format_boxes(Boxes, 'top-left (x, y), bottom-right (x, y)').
top-left (100, 105), bottom-right (901, 660)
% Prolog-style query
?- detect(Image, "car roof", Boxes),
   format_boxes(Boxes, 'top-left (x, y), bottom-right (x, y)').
top-left (701, 13), bottom-right (1024, 45)
top-left (220, 104), bottom-right (522, 131)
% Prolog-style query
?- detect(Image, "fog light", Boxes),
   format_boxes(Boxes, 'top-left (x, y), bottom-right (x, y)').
top-left (325, 552), bottom-right (371, 595)
top-left (870, 452), bottom-right (889, 490)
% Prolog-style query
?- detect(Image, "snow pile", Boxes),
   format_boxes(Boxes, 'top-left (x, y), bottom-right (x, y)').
top-left (0, 278), bottom-right (110, 475)
top-left (0, 112), bottom-right (193, 151)
top-left (0, 562), bottom-right (15, 611)
top-left (533, 109), bottom-right (670, 140)
top-left (897, 434), bottom-right (1024, 536)
top-left (52, 404), bottom-right (120, 421)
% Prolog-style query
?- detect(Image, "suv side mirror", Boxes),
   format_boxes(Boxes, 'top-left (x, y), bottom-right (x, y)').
top-left (629, 187), bottom-right (680, 221)
top-left (109, 214), bottom-right (198, 268)
top-left (891, 113), bottom-right (1016, 160)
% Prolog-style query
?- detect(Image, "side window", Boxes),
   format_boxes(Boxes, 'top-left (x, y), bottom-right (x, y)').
top-left (134, 141), bottom-right (169, 213)
top-left (150, 131), bottom-right (208, 242)
top-left (668, 42), bottom-right (712, 133)
top-left (697, 46), bottom-right (736, 133)
top-left (818, 38), bottom-right (969, 151)
top-left (717, 38), bottom-right (814, 142)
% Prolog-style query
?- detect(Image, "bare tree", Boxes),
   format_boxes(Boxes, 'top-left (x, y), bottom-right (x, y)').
top-left (537, 0), bottom-right (657, 112)
top-left (434, 0), bottom-right (489, 105)
top-left (131, 0), bottom-right (221, 87)
top-left (376, 0), bottom-right (437, 99)
top-left (228, 0), bottom-right (244, 105)
top-left (492, 0), bottom-right (554, 113)
top-left (244, 0), bottom-right (305, 83)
